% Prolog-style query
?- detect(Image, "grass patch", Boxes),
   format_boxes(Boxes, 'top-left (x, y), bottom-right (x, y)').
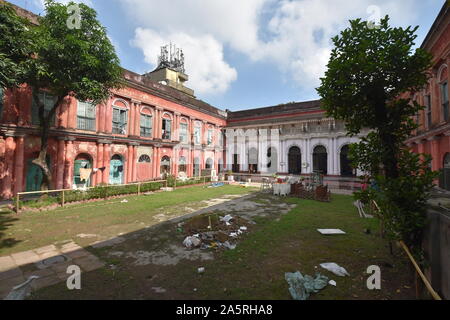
top-left (30, 193), bottom-right (415, 300)
top-left (0, 185), bottom-right (256, 256)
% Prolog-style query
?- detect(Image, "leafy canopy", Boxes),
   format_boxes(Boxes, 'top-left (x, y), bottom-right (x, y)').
top-left (25, 0), bottom-right (123, 104)
top-left (317, 16), bottom-right (431, 136)
top-left (317, 16), bottom-right (436, 252)
top-left (0, 1), bottom-right (33, 88)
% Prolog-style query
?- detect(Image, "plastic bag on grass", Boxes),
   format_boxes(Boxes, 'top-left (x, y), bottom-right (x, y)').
top-left (285, 271), bottom-right (328, 300)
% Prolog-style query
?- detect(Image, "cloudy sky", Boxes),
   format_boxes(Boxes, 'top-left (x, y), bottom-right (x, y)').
top-left (10, 0), bottom-right (443, 110)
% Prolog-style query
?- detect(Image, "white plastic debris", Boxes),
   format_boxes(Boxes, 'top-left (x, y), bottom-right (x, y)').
top-left (121, 199), bottom-right (129, 203)
top-left (229, 232), bottom-right (238, 238)
top-left (240, 226), bottom-right (248, 231)
top-left (4, 276), bottom-right (39, 300)
top-left (220, 215), bottom-right (233, 223)
top-left (183, 236), bottom-right (201, 248)
top-left (328, 280), bottom-right (337, 287)
top-left (222, 241), bottom-right (236, 250)
top-left (320, 263), bottom-right (350, 277)
top-left (198, 267), bottom-right (205, 274)
top-left (317, 229), bottom-right (346, 235)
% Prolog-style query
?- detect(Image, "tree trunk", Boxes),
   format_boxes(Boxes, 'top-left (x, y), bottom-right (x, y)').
top-left (31, 89), bottom-right (65, 191)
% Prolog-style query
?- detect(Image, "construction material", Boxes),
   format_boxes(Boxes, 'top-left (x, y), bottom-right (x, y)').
top-left (399, 241), bottom-right (442, 300)
top-left (317, 229), bottom-right (346, 235)
top-left (285, 271), bottom-right (329, 300)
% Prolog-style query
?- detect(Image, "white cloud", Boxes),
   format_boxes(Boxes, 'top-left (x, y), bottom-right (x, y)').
top-left (119, 0), bottom-right (422, 94)
top-left (131, 28), bottom-right (237, 96)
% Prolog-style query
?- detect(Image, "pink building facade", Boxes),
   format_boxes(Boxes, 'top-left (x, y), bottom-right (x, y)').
top-left (0, 69), bottom-right (227, 199)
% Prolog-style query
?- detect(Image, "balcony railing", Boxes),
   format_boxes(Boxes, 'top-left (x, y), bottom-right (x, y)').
top-left (77, 116), bottom-right (96, 131)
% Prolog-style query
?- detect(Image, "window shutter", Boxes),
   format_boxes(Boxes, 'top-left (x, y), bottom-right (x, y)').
top-left (113, 108), bottom-right (120, 123)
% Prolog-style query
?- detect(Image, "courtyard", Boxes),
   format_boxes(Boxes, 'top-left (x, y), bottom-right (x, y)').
top-left (0, 185), bottom-right (416, 300)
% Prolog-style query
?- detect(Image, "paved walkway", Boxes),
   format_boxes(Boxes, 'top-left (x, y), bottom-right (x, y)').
top-left (0, 242), bottom-right (104, 299)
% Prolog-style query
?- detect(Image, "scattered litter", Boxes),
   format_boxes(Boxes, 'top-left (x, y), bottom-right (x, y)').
top-left (121, 199), bottom-right (129, 203)
top-left (4, 276), bottom-right (40, 300)
top-left (183, 236), bottom-right (201, 248)
top-left (285, 271), bottom-right (328, 300)
top-left (222, 241), bottom-right (236, 250)
top-left (230, 232), bottom-right (238, 238)
top-left (353, 200), bottom-right (374, 218)
top-left (151, 287), bottom-right (167, 293)
top-left (198, 267), bottom-right (205, 274)
top-left (76, 233), bottom-right (98, 239)
top-left (317, 229), bottom-right (346, 235)
top-left (328, 280), bottom-right (337, 287)
top-left (161, 187), bottom-right (174, 192)
top-left (240, 226), bottom-right (247, 231)
top-left (220, 215), bottom-right (233, 223)
top-left (320, 263), bottom-right (350, 277)
top-left (208, 182), bottom-right (225, 188)
top-left (193, 288), bottom-right (198, 292)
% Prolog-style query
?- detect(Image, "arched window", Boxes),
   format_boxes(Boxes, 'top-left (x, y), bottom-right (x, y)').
top-left (112, 100), bottom-right (129, 135)
top-left (439, 65), bottom-right (449, 121)
top-left (194, 121), bottom-right (202, 145)
top-left (440, 153), bottom-right (450, 191)
top-left (138, 155), bottom-right (151, 163)
top-left (313, 145), bottom-right (327, 175)
top-left (140, 108), bottom-right (153, 138)
top-left (162, 113), bottom-right (172, 140)
top-left (179, 118), bottom-right (189, 143)
top-left (288, 146), bottom-right (301, 174)
top-left (340, 145), bottom-right (354, 177)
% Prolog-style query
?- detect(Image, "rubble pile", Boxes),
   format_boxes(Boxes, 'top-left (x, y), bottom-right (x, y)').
top-left (180, 213), bottom-right (253, 251)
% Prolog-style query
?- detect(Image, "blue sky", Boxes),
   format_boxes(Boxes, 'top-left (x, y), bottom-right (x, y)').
top-left (9, 0), bottom-right (444, 111)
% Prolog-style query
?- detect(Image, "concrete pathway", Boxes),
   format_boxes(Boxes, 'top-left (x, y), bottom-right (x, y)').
top-left (0, 241), bottom-right (104, 299)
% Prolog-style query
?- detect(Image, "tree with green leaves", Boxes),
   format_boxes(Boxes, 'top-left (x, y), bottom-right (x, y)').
top-left (24, 0), bottom-right (122, 189)
top-left (0, 1), bottom-right (33, 88)
top-left (317, 16), bottom-right (437, 254)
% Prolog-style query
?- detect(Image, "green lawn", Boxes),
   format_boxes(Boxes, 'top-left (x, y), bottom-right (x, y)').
top-left (29, 193), bottom-right (416, 300)
top-left (0, 185), bottom-right (255, 256)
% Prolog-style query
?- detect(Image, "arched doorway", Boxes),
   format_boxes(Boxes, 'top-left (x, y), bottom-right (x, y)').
top-left (340, 145), bottom-right (354, 176)
top-left (267, 147), bottom-right (278, 174)
top-left (288, 146), bottom-right (301, 174)
top-left (74, 154), bottom-right (93, 188)
top-left (313, 145), bottom-right (328, 175)
top-left (109, 154), bottom-right (124, 185)
top-left (178, 156), bottom-right (187, 174)
top-left (26, 155), bottom-right (51, 192)
top-left (440, 153), bottom-right (450, 190)
top-left (206, 158), bottom-right (213, 170)
top-left (194, 157), bottom-right (200, 177)
top-left (248, 148), bottom-right (258, 173)
top-left (160, 156), bottom-right (171, 178)
top-left (137, 154), bottom-right (152, 181)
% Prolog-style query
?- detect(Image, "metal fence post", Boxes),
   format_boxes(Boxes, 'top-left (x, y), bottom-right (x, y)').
top-left (16, 194), bottom-right (20, 214)
top-left (62, 190), bottom-right (65, 208)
